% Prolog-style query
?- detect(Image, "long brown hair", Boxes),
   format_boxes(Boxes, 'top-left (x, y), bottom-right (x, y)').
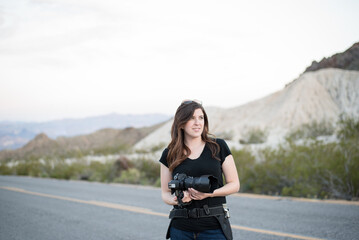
top-left (167, 101), bottom-right (220, 171)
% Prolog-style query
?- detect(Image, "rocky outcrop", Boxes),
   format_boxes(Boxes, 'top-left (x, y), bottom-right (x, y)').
top-left (305, 42), bottom-right (359, 72)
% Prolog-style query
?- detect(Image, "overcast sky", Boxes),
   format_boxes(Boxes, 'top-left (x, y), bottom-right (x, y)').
top-left (1, 0), bottom-right (358, 122)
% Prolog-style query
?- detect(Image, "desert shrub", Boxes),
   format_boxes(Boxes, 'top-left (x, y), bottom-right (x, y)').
top-left (14, 160), bottom-right (43, 177)
top-left (87, 161), bottom-right (117, 182)
top-left (233, 133), bottom-right (359, 199)
top-left (231, 148), bottom-right (256, 192)
top-left (133, 158), bottom-right (160, 185)
top-left (115, 168), bottom-right (141, 184)
top-left (286, 121), bottom-right (335, 140)
top-left (336, 115), bottom-right (359, 141)
top-left (240, 128), bottom-right (268, 144)
top-left (0, 163), bottom-right (11, 175)
top-left (49, 159), bottom-right (77, 180)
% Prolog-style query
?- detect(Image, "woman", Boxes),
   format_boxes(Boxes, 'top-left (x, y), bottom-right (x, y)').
top-left (159, 100), bottom-right (240, 240)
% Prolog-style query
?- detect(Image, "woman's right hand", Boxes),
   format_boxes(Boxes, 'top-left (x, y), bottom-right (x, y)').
top-left (182, 190), bottom-right (193, 203)
top-left (174, 190), bottom-right (192, 204)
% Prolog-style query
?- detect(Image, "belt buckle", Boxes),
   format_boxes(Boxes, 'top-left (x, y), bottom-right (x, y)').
top-left (203, 205), bottom-right (210, 215)
top-left (188, 208), bottom-right (199, 218)
top-left (223, 204), bottom-right (230, 218)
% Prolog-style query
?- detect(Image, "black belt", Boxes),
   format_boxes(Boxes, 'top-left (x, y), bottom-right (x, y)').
top-left (169, 205), bottom-right (225, 219)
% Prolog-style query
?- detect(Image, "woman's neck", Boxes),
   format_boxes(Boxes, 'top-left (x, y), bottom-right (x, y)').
top-left (184, 136), bottom-right (204, 148)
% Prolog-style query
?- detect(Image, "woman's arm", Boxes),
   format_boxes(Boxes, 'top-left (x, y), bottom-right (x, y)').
top-left (188, 154), bottom-right (240, 200)
top-left (160, 163), bottom-right (192, 205)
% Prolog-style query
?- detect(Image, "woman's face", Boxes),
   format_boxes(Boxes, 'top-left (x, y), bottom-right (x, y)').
top-left (183, 108), bottom-right (204, 140)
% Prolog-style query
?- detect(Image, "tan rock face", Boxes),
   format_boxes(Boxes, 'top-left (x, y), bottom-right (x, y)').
top-left (135, 68), bottom-right (359, 149)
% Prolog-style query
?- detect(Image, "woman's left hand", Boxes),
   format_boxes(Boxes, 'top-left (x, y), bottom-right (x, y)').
top-left (188, 188), bottom-right (211, 200)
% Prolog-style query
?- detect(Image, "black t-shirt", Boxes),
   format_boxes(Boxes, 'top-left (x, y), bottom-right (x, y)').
top-left (159, 138), bottom-right (232, 232)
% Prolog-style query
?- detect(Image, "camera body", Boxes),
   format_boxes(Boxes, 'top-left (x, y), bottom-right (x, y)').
top-left (168, 173), bottom-right (218, 194)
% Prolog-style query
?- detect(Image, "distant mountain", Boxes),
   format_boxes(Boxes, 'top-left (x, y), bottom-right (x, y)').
top-left (0, 123), bottom-right (164, 161)
top-left (135, 43), bottom-right (359, 149)
top-left (0, 113), bottom-right (170, 150)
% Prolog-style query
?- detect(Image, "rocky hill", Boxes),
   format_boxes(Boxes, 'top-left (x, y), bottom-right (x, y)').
top-left (0, 123), bottom-right (164, 161)
top-left (135, 43), bottom-right (359, 150)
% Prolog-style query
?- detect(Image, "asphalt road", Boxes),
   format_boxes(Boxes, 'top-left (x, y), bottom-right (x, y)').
top-left (0, 176), bottom-right (358, 240)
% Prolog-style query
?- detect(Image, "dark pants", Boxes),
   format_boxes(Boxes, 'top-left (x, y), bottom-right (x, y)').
top-left (170, 227), bottom-right (226, 240)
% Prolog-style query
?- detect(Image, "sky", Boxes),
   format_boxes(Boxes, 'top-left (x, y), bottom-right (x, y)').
top-left (1, 0), bottom-right (358, 122)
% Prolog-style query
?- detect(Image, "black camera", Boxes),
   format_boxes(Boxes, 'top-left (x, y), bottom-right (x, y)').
top-left (168, 173), bottom-right (218, 207)
top-left (168, 173), bottom-right (218, 193)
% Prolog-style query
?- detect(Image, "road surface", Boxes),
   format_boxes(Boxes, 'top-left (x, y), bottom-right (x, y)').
top-left (0, 176), bottom-right (358, 240)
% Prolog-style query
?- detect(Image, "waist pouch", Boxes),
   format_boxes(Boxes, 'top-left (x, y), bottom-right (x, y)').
top-left (166, 205), bottom-right (233, 240)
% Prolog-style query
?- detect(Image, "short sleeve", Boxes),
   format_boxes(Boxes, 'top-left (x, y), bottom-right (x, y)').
top-left (216, 138), bottom-right (231, 165)
top-left (159, 148), bottom-right (169, 168)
